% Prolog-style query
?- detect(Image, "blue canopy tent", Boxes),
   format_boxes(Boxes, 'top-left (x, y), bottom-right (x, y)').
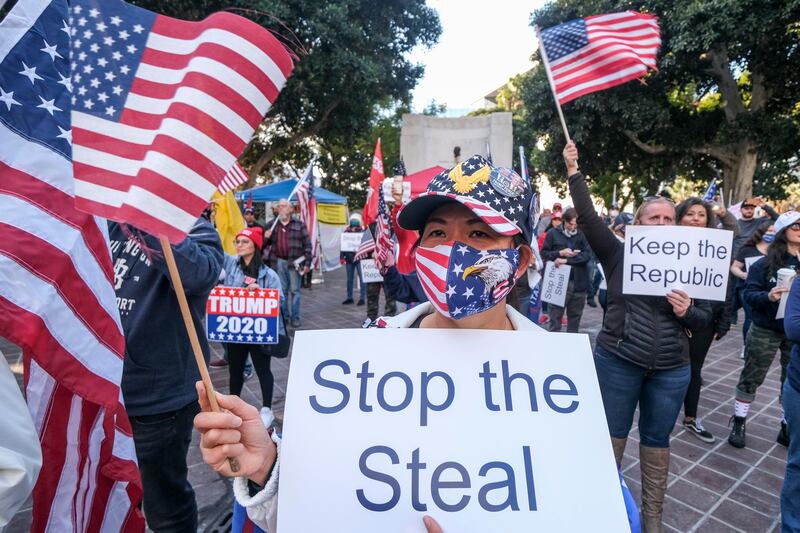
top-left (235, 179), bottom-right (347, 204)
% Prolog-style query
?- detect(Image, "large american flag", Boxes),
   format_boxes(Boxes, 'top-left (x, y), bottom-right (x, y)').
top-left (293, 164), bottom-right (319, 268)
top-left (70, 0), bottom-right (293, 242)
top-left (0, 0), bottom-right (143, 530)
top-left (540, 11), bottom-right (660, 104)
top-left (217, 161), bottom-right (249, 195)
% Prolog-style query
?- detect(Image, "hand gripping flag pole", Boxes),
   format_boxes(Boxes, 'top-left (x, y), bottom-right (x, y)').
top-left (535, 25), bottom-right (572, 142)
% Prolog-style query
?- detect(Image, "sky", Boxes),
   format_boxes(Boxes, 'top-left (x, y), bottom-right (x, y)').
top-left (409, 0), bottom-right (546, 114)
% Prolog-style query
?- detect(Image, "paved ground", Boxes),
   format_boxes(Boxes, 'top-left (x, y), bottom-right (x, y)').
top-left (2, 266), bottom-right (790, 531)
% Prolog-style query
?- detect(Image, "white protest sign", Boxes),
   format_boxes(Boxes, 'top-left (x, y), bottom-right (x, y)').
top-left (360, 259), bottom-right (384, 283)
top-left (278, 329), bottom-right (629, 533)
top-left (623, 225), bottom-right (734, 301)
top-left (541, 261), bottom-right (571, 307)
top-left (341, 231), bottom-right (364, 252)
top-left (744, 255), bottom-right (763, 271)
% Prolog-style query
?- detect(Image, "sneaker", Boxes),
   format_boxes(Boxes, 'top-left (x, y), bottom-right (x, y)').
top-left (684, 418), bottom-right (715, 444)
top-left (778, 421), bottom-right (790, 447)
top-left (586, 298), bottom-right (597, 308)
top-left (561, 317), bottom-right (568, 326)
top-left (357, 299), bottom-right (365, 306)
top-left (243, 367), bottom-right (254, 381)
top-left (342, 298), bottom-right (354, 305)
top-left (291, 318), bottom-right (301, 328)
top-left (740, 346), bottom-right (746, 360)
top-left (728, 415), bottom-right (747, 448)
top-left (538, 315), bottom-right (549, 325)
top-left (209, 359), bottom-right (228, 368)
top-left (260, 407), bottom-right (274, 428)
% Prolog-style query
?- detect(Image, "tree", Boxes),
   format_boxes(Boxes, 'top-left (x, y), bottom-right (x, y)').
top-left (521, 0), bottom-right (800, 203)
top-left (131, 0), bottom-right (441, 186)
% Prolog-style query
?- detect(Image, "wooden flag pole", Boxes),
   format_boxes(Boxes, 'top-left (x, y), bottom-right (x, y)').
top-left (158, 235), bottom-right (240, 473)
top-left (535, 25), bottom-right (571, 142)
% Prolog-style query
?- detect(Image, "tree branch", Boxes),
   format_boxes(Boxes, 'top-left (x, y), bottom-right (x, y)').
top-left (690, 145), bottom-right (737, 167)
top-left (704, 45), bottom-right (746, 121)
top-left (750, 71), bottom-right (769, 112)
top-left (623, 130), bottom-right (668, 154)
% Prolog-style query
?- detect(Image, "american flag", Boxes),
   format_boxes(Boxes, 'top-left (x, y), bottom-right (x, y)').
top-left (415, 243), bottom-right (520, 318)
top-left (540, 11), bottom-right (661, 104)
top-left (293, 164), bottom-right (319, 268)
top-left (0, 0), bottom-right (143, 530)
top-left (702, 178), bottom-right (717, 202)
top-left (217, 161), bottom-right (249, 195)
top-left (373, 187), bottom-right (394, 270)
top-left (353, 230), bottom-right (376, 262)
top-left (70, 0), bottom-right (293, 243)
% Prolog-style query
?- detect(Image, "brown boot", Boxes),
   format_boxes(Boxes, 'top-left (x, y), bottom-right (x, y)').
top-left (639, 445), bottom-right (670, 533)
top-left (611, 437), bottom-right (627, 469)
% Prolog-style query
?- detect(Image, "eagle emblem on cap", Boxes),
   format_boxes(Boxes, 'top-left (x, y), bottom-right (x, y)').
top-left (448, 162), bottom-right (490, 194)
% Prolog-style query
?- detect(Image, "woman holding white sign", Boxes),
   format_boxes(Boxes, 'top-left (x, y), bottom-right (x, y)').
top-left (728, 210), bottom-right (800, 449)
top-left (194, 155), bottom-right (641, 533)
top-left (564, 142), bottom-right (712, 532)
top-left (221, 227), bottom-right (286, 428)
top-left (675, 197), bottom-right (737, 444)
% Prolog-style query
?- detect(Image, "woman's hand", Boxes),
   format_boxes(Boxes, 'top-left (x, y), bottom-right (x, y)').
top-left (666, 289), bottom-right (691, 318)
top-left (769, 286), bottom-right (789, 302)
top-left (563, 141), bottom-right (579, 175)
top-left (423, 516), bottom-right (444, 533)
top-left (559, 248), bottom-right (578, 258)
top-left (555, 258), bottom-right (568, 267)
top-left (247, 283), bottom-right (259, 291)
top-left (194, 382), bottom-right (276, 485)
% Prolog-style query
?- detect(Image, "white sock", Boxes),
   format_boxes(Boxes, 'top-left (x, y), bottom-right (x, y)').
top-left (734, 400), bottom-right (750, 418)
top-left (782, 406), bottom-right (787, 424)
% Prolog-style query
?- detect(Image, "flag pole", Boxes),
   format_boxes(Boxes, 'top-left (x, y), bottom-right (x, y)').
top-left (535, 25), bottom-right (571, 142)
top-left (158, 235), bottom-right (240, 473)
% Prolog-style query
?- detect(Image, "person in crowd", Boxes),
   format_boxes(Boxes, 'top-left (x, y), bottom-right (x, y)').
top-left (734, 197), bottom-right (780, 253)
top-left (110, 218), bottom-right (223, 531)
top-left (364, 221), bottom-right (398, 321)
top-left (537, 207), bottom-right (562, 250)
top-left (244, 207), bottom-right (266, 233)
top-left (540, 207), bottom-right (591, 332)
top-left (536, 207), bottom-right (552, 236)
top-left (730, 221), bottom-right (774, 348)
top-left (675, 198), bottom-right (737, 444)
top-left (193, 154), bottom-right (642, 533)
top-left (782, 273), bottom-right (800, 532)
top-left (265, 199), bottom-right (311, 328)
top-left (341, 215), bottom-right (366, 306)
top-left (564, 141), bottom-right (711, 532)
top-left (220, 227), bottom-right (285, 428)
top-left (729, 211), bottom-right (800, 449)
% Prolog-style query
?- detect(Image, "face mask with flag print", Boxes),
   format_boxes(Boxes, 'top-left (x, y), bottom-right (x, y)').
top-left (415, 241), bottom-right (521, 320)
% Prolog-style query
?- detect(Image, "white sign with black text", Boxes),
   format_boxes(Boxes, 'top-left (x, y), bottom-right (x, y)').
top-left (341, 232), bottom-right (364, 253)
top-left (541, 261), bottom-right (571, 307)
top-left (277, 329), bottom-right (630, 533)
top-left (623, 225), bottom-right (734, 301)
top-left (360, 259), bottom-right (384, 283)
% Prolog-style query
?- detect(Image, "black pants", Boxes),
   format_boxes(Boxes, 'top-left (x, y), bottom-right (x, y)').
top-left (683, 326), bottom-right (715, 419)
top-left (227, 343), bottom-right (274, 408)
top-left (129, 402), bottom-right (200, 532)
top-left (546, 280), bottom-right (586, 333)
top-left (367, 282), bottom-right (397, 321)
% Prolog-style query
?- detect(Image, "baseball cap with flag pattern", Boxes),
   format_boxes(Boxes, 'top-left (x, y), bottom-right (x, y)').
top-left (397, 155), bottom-right (535, 242)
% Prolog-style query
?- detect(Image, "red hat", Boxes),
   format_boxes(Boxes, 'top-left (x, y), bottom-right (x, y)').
top-left (236, 227), bottom-right (263, 251)
top-left (552, 209), bottom-right (563, 220)
top-left (553, 202), bottom-right (562, 210)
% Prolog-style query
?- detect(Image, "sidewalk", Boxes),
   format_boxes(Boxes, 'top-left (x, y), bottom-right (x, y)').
top-left (2, 265), bottom-right (789, 531)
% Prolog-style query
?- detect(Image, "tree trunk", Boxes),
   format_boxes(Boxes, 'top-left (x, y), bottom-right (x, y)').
top-left (721, 141), bottom-right (758, 204)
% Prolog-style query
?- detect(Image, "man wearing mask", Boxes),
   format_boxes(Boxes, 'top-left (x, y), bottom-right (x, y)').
top-left (265, 199), bottom-right (311, 328)
top-left (541, 207), bottom-right (591, 332)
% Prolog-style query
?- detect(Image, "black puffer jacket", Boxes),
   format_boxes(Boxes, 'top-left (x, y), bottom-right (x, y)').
top-left (569, 172), bottom-right (712, 369)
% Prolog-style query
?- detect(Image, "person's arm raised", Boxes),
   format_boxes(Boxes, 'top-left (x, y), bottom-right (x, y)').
top-left (563, 142), bottom-right (619, 264)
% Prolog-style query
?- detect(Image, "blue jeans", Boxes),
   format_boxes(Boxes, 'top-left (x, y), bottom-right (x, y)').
top-left (346, 262), bottom-right (366, 300)
top-left (276, 259), bottom-right (302, 321)
top-left (782, 379), bottom-right (800, 532)
top-left (594, 345), bottom-right (690, 447)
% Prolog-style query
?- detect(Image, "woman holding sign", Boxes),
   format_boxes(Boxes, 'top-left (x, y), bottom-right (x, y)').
top-left (221, 227), bottom-right (286, 428)
top-left (564, 142), bottom-right (711, 532)
top-left (194, 155), bottom-right (641, 533)
top-left (675, 198), bottom-right (737, 444)
top-left (728, 211), bottom-right (800, 449)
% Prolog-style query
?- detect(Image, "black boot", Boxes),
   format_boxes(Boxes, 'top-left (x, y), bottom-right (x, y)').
top-left (728, 416), bottom-right (746, 448)
top-left (586, 297), bottom-right (597, 308)
top-left (778, 421), bottom-right (790, 447)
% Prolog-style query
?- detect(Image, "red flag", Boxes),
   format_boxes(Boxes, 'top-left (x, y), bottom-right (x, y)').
top-left (246, 191), bottom-right (254, 210)
top-left (362, 139), bottom-right (384, 226)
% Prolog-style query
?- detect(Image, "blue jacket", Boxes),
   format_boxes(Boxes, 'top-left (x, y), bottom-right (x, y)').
top-left (785, 276), bottom-right (800, 393)
top-left (382, 266), bottom-right (426, 304)
top-left (222, 255), bottom-right (286, 336)
top-left (743, 254), bottom-right (800, 333)
top-left (110, 219), bottom-right (223, 416)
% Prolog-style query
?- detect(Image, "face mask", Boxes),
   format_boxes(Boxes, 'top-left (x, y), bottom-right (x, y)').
top-left (350, 221), bottom-right (360, 227)
top-left (415, 241), bottom-right (521, 320)
top-left (610, 209), bottom-right (619, 218)
top-left (563, 227), bottom-right (577, 237)
top-left (762, 233), bottom-right (775, 243)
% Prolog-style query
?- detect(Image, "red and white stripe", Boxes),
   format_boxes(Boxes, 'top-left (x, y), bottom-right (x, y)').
top-left (73, 12), bottom-right (294, 242)
top-left (550, 11), bottom-right (660, 104)
top-left (0, 121), bottom-right (143, 530)
top-left (354, 231), bottom-right (376, 262)
top-left (217, 161), bottom-right (249, 195)
top-left (414, 243), bottom-right (453, 317)
top-left (295, 178), bottom-right (319, 268)
top-left (412, 192), bottom-right (521, 236)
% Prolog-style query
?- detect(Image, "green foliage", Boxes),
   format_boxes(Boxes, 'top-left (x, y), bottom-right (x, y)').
top-left (520, 0), bottom-right (800, 203)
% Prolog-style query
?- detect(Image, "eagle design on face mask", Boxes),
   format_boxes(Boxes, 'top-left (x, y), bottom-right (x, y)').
top-left (462, 253), bottom-right (516, 301)
top-left (447, 163), bottom-right (490, 194)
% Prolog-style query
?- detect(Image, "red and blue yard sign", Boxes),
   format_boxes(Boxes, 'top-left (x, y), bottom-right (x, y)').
top-left (206, 287), bottom-right (280, 344)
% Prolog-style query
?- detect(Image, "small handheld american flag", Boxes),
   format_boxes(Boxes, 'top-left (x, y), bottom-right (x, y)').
top-left (294, 163), bottom-right (319, 268)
